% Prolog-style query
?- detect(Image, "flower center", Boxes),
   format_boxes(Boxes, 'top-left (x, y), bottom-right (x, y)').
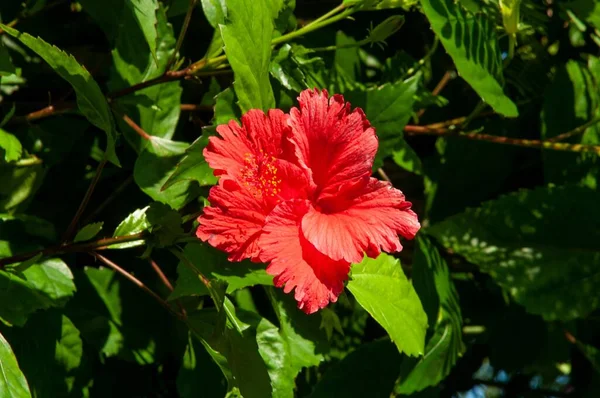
top-left (241, 151), bottom-right (281, 198)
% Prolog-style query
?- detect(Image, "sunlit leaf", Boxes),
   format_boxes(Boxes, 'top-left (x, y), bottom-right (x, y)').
top-left (0, 331), bottom-right (31, 398)
top-left (347, 253), bottom-right (427, 356)
top-left (220, 0), bottom-right (276, 112)
top-left (419, 0), bottom-right (518, 117)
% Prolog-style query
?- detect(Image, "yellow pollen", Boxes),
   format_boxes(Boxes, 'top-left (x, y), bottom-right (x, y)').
top-left (241, 151), bottom-right (281, 198)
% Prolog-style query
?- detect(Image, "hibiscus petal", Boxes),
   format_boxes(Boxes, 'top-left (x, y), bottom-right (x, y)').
top-left (197, 180), bottom-right (269, 262)
top-left (259, 200), bottom-right (350, 314)
top-left (301, 178), bottom-right (421, 263)
top-left (288, 89), bottom-right (378, 197)
top-left (204, 109), bottom-right (291, 182)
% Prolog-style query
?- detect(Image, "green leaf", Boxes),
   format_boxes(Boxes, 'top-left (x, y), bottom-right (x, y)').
top-left (146, 201), bottom-right (184, 247)
top-left (0, 258), bottom-right (75, 326)
top-left (73, 222), bottom-right (103, 243)
top-left (0, 331), bottom-right (31, 398)
top-left (419, 0), bottom-right (518, 117)
top-left (0, 162), bottom-right (45, 214)
top-left (78, 0), bottom-right (125, 41)
top-left (65, 267), bottom-right (171, 364)
top-left (423, 120), bottom-right (525, 223)
top-left (177, 333), bottom-right (228, 398)
top-left (0, 128), bottom-right (22, 163)
top-left (344, 0), bottom-right (418, 10)
top-left (0, 41), bottom-right (16, 77)
top-left (169, 243), bottom-right (273, 300)
top-left (1, 311), bottom-right (84, 397)
top-left (267, 288), bottom-right (328, 374)
top-left (220, 0), bottom-right (276, 112)
top-left (427, 184), bottom-right (600, 321)
top-left (162, 135), bottom-right (218, 190)
top-left (0, 25), bottom-right (120, 166)
top-left (309, 339), bottom-right (401, 398)
top-left (214, 87), bottom-right (239, 125)
top-left (395, 236), bottom-right (464, 394)
top-left (188, 301), bottom-right (273, 398)
top-left (347, 253), bottom-right (427, 356)
top-left (566, 0), bottom-right (600, 30)
top-left (110, 2), bottom-right (182, 152)
top-left (346, 76), bottom-right (420, 169)
top-left (540, 58), bottom-right (600, 187)
top-left (110, 206), bottom-right (150, 249)
top-left (126, 0), bottom-right (160, 64)
top-left (236, 309), bottom-right (295, 398)
top-left (134, 138), bottom-right (201, 210)
top-left (201, 0), bottom-right (227, 27)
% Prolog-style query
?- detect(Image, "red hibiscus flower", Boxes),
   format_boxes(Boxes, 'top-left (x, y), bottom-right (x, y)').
top-left (197, 89), bottom-right (420, 314)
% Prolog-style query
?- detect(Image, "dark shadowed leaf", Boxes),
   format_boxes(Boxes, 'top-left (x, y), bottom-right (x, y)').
top-left (309, 339), bottom-right (401, 398)
top-left (1, 311), bottom-right (85, 397)
top-left (395, 236), bottom-right (464, 394)
top-left (428, 184), bottom-right (600, 321)
top-left (541, 57), bottom-right (600, 187)
top-left (169, 243), bottom-right (272, 300)
top-left (188, 300), bottom-right (272, 398)
top-left (110, 2), bottom-right (182, 152)
top-left (0, 25), bottom-right (120, 166)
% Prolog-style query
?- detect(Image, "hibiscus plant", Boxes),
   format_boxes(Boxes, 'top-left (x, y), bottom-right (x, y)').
top-left (0, 0), bottom-right (599, 397)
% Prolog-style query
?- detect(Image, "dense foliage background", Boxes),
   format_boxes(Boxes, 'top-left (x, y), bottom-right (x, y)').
top-left (1, 0), bottom-right (600, 397)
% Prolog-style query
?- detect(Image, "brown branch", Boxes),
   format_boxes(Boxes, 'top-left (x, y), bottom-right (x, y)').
top-left (93, 252), bottom-right (184, 319)
top-left (180, 104), bottom-right (213, 112)
top-left (119, 112), bottom-right (152, 140)
top-left (417, 70), bottom-right (455, 118)
top-left (62, 156), bottom-right (108, 242)
top-left (0, 232), bottom-right (147, 268)
top-left (149, 259), bottom-right (174, 292)
top-left (404, 127), bottom-right (600, 154)
top-left (107, 69), bottom-right (191, 99)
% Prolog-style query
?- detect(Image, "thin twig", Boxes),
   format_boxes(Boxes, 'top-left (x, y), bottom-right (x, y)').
top-left (149, 258), bottom-right (188, 319)
top-left (166, 0), bottom-right (198, 71)
top-left (119, 112), bottom-right (152, 140)
top-left (93, 252), bottom-right (184, 319)
top-left (62, 156), bottom-right (108, 242)
top-left (180, 104), bottom-right (213, 112)
top-left (417, 69), bottom-right (455, 118)
top-left (404, 127), bottom-right (600, 154)
top-left (149, 259), bottom-right (174, 291)
top-left (81, 175), bottom-right (134, 225)
top-left (546, 117), bottom-right (600, 142)
top-left (0, 232), bottom-right (147, 268)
